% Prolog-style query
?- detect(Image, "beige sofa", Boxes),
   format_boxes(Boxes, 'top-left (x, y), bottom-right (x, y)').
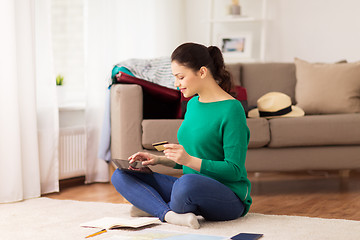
top-left (110, 62), bottom-right (360, 175)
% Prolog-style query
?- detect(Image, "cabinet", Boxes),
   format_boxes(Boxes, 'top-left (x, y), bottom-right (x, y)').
top-left (207, 0), bottom-right (267, 62)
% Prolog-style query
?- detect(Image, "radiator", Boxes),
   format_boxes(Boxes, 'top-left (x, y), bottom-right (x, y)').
top-left (59, 127), bottom-right (86, 180)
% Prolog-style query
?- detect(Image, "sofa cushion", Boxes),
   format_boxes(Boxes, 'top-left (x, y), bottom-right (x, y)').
top-left (295, 58), bottom-right (360, 114)
top-left (246, 146), bottom-right (360, 172)
top-left (240, 63), bottom-right (297, 108)
top-left (247, 118), bottom-right (270, 148)
top-left (268, 113), bottom-right (360, 147)
top-left (142, 118), bottom-right (270, 150)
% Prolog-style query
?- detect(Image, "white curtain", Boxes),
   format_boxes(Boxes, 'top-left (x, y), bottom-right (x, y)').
top-left (84, 0), bottom-right (186, 183)
top-left (83, 0), bottom-right (114, 183)
top-left (0, 0), bottom-right (58, 203)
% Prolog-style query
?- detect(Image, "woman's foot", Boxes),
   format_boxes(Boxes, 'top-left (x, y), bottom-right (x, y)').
top-left (130, 205), bottom-right (153, 217)
top-left (164, 211), bottom-right (200, 229)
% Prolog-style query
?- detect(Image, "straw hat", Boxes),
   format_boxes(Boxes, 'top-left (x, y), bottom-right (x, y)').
top-left (248, 92), bottom-right (305, 118)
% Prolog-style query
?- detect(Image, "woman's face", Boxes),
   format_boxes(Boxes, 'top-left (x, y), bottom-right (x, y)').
top-left (171, 61), bottom-right (202, 98)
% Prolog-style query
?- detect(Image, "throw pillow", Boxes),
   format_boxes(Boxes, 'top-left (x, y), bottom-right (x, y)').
top-left (294, 58), bottom-right (360, 114)
top-left (232, 86), bottom-right (249, 116)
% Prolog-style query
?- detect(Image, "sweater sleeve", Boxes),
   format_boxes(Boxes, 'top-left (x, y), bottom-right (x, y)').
top-left (199, 106), bottom-right (249, 182)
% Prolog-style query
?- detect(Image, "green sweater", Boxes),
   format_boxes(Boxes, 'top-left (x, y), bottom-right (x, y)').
top-left (176, 96), bottom-right (252, 216)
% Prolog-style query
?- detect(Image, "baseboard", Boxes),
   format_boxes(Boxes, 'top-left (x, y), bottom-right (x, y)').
top-left (59, 176), bottom-right (85, 190)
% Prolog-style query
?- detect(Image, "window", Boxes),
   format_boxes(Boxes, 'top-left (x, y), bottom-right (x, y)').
top-left (51, 0), bottom-right (85, 103)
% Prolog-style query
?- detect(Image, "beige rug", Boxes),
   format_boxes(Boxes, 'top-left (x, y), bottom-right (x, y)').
top-left (0, 198), bottom-right (359, 240)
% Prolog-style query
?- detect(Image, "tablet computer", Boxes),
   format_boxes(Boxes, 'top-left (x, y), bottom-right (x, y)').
top-left (111, 159), bottom-right (143, 171)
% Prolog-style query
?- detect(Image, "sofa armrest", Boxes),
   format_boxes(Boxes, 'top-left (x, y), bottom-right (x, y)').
top-left (110, 84), bottom-right (143, 160)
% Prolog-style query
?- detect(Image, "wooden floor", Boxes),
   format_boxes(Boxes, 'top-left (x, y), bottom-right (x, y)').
top-left (46, 170), bottom-right (360, 221)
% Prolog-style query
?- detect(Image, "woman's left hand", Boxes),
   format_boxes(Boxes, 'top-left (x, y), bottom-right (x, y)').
top-left (163, 144), bottom-right (192, 165)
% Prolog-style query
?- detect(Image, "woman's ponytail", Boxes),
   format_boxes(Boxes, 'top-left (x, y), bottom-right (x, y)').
top-left (207, 46), bottom-right (232, 93)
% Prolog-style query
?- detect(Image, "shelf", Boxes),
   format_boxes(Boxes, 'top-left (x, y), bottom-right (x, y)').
top-left (208, 16), bottom-right (263, 23)
top-left (208, 0), bottom-right (268, 62)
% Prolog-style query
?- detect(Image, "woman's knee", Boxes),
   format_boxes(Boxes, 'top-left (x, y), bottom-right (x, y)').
top-left (111, 169), bottom-right (126, 189)
top-left (172, 174), bottom-right (205, 198)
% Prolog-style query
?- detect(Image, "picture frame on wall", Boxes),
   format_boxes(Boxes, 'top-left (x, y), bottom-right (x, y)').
top-left (217, 33), bottom-right (252, 60)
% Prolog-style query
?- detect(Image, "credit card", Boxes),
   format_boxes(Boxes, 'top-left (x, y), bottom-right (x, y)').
top-left (152, 141), bottom-right (168, 151)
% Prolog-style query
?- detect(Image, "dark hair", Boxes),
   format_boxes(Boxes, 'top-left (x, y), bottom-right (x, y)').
top-left (171, 42), bottom-right (233, 93)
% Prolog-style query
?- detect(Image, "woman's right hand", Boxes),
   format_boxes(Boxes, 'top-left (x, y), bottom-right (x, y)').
top-left (128, 152), bottom-right (159, 166)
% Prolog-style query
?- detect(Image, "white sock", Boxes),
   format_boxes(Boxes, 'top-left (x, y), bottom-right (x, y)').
top-left (164, 211), bottom-right (200, 229)
top-left (130, 205), bottom-right (153, 217)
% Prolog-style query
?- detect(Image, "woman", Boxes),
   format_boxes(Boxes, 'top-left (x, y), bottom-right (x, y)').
top-left (111, 42), bottom-right (252, 229)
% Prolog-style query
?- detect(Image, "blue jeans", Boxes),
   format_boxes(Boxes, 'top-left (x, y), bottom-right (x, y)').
top-left (111, 169), bottom-right (245, 222)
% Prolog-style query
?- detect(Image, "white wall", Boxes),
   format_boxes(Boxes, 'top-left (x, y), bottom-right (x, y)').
top-left (266, 0), bottom-right (360, 62)
top-left (184, 0), bottom-right (211, 45)
top-left (111, 0), bottom-right (186, 61)
top-left (185, 0), bottom-right (360, 62)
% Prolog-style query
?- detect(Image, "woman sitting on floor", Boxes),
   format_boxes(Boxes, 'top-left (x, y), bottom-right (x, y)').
top-left (111, 42), bottom-right (252, 229)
